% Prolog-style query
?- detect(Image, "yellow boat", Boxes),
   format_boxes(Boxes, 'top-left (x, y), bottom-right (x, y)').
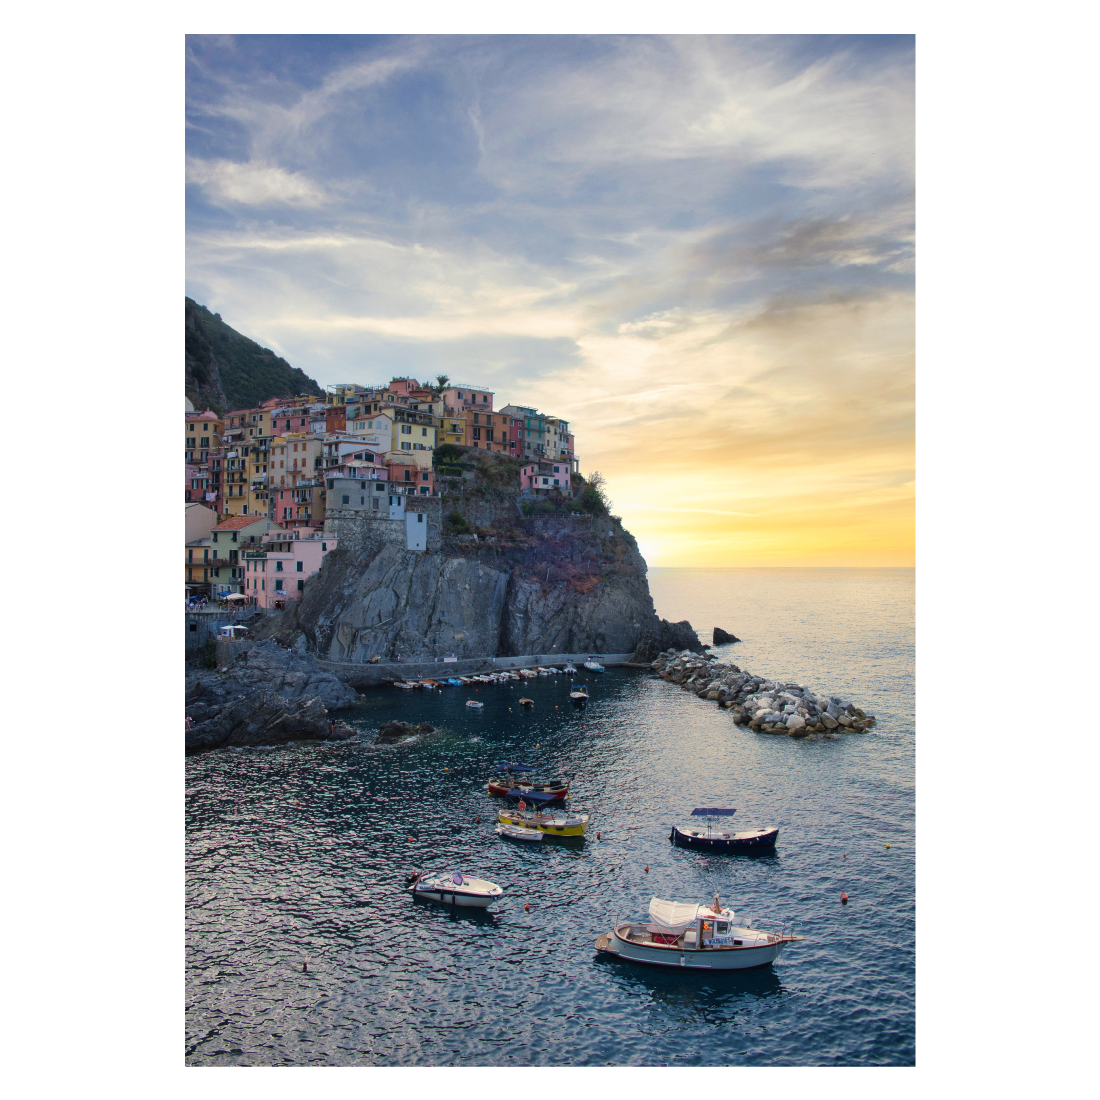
top-left (497, 808), bottom-right (589, 836)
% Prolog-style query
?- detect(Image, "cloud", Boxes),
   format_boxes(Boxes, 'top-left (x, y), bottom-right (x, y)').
top-left (187, 158), bottom-right (328, 206)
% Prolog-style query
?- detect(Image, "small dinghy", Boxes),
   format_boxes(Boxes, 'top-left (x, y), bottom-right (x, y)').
top-left (595, 894), bottom-right (801, 970)
top-left (519, 697), bottom-right (535, 709)
top-left (446, 678), bottom-right (463, 686)
top-left (407, 870), bottom-right (504, 907)
top-left (570, 689), bottom-right (589, 708)
top-left (670, 808), bottom-right (779, 851)
top-left (496, 822), bottom-right (543, 843)
top-left (466, 700), bottom-right (484, 709)
top-left (537, 668), bottom-right (550, 677)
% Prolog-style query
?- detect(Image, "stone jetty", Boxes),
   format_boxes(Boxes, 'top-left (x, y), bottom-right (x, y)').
top-left (650, 649), bottom-right (877, 738)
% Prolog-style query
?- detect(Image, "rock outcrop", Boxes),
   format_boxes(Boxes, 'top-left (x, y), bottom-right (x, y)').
top-left (373, 720), bottom-right (437, 745)
top-left (650, 650), bottom-right (877, 738)
top-left (186, 640), bottom-right (360, 753)
top-left (260, 512), bottom-right (699, 663)
top-left (631, 619), bottom-right (705, 662)
top-left (712, 627), bottom-right (740, 644)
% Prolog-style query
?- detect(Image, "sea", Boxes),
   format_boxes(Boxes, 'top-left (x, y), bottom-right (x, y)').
top-left (185, 568), bottom-right (915, 1066)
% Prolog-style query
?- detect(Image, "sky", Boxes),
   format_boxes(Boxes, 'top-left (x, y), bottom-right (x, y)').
top-left (186, 34), bottom-right (914, 568)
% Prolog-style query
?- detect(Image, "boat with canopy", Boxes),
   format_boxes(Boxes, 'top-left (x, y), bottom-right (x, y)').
top-left (497, 790), bottom-right (589, 836)
top-left (669, 808), bottom-right (779, 851)
top-left (595, 894), bottom-right (801, 970)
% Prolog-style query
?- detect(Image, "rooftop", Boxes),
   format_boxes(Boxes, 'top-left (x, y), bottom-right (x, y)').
top-left (212, 516), bottom-right (280, 531)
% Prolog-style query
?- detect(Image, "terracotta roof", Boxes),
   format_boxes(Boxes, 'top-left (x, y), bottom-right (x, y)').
top-left (213, 516), bottom-right (277, 531)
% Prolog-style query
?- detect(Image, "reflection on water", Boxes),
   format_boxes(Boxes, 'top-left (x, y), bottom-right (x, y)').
top-left (187, 569), bottom-right (914, 1066)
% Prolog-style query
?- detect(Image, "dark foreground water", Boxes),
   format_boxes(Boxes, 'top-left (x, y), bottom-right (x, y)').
top-left (186, 568), bottom-right (914, 1066)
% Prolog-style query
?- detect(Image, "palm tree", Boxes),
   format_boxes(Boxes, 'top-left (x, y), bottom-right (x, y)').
top-left (435, 374), bottom-right (450, 391)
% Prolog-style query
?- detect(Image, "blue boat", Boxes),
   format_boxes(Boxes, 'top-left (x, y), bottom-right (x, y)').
top-left (670, 808), bottom-right (779, 851)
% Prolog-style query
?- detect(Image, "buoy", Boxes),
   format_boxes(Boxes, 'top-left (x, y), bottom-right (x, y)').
top-left (303, 961), bottom-right (308, 971)
top-left (597, 831), bottom-right (601, 840)
top-left (843, 853), bottom-right (846, 858)
top-left (644, 865), bottom-right (649, 873)
top-left (444, 767), bottom-right (449, 772)
top-left (524, 902), bottom-right (530, 911)
top-left (408, 837), bottom-right (414, 842)
top-left (841, 892), bottom-right (849, 904)
top-left (886, 843), bottom-right (891, 849)
top-left (476, 816), bottom-right (481, 824)
top-left (296, 801), bottom-right (300, 805)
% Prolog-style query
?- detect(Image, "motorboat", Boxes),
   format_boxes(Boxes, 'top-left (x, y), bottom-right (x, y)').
top-left (519, 697), bottom-right (535, 709)
top-left (498, 790), bottom-right (589, 836)
top-left (394, 681), bottom-right (417, 689)
top-left (563, 663), bottom-right (578, 675)
top-left (486, 764), bottom-right (569, 800)
top-left (496, 822), bottom-right (543, 843)
top-left (537, 668), bottom-right (550, 677)
top-left (595, 894), bottom-right (801, 970)
top-left (583, 657), bottom-right (605, 672)
top-left (407, 870), bottom-right (504, 908)
top-left (466, 700), bottom-right (484, 709)
top-left (446, 678), bottom-right (463, 686)
top-left (569, 689), bottom-right (589, 708)
top-left (670, 808), bottom-right (779, 851)
top-left (421, 679), bottom-right (444, 689)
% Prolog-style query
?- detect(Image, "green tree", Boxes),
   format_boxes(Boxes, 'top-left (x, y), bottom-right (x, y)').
top-left (435, 374), bottom-right (451, 391)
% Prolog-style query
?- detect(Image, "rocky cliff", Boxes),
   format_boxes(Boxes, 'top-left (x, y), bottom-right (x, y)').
top-left (185, 640), bottom-right (361, 753)
top-left (257, 455), bottom-right (703, 662)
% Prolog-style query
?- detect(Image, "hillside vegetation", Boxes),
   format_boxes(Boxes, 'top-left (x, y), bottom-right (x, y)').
top-left (185, 298), bottom-right (323, 413)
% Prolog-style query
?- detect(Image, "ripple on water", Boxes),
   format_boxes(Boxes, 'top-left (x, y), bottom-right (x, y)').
top-left (187, 569), bottom-right (914, 1065)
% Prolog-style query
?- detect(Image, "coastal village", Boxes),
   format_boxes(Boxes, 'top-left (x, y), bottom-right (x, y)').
top-left (185, 376), bottom-right (579, 610)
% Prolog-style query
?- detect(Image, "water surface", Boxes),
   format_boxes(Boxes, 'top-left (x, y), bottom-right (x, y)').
top-left (186, 568), bottom-right (914, 1065)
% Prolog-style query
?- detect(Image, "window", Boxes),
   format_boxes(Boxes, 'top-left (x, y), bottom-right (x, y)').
top-left (322, 543), bottom-right (327, 551)
top-left (187, 549), bottom-right (193, 563)
top-left (482, 395), bottom-right (488, 403)
top-left (360, 496), bottom-right (365, 504)
top-left (296, 561), bottom-right (303, 572)
top-left (375, 483), bottom-right (384, 491)
top-left (421, 471), bottom-right (429, 481)
top-left (404, 470), bottom-right (411, 481)
top-left (401, 441), bottom-right (411, 450)
top-left (297, 579), bottom-right (304, 591)
top-left (203, 548), bottom-right (209, 562)
top-left (342, 495), bottom-right (350, 504)
top-left (421, 427), bottom-right (427, 436)
top-left (473, 428), bottom-right (481, 440)
top-left (473, 413), bottom-right (479, 425)
top-left (275, 579), bottom-right (283, 591)
top-left (418, 513), bottom-right (424, 523)
top-left (276, 560), bottom-right (283, 571)
top-left (401, 424), bottom-right (412, 434)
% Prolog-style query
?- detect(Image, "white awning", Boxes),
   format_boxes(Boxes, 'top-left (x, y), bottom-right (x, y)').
top-left (648, 898), bottom-right (703, 929)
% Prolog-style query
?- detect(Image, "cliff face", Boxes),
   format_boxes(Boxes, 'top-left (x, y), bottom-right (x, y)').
top-left (258, 451), bottom-right (705, 662)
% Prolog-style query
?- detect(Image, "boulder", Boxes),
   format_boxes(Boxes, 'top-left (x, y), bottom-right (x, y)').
top-left (373, 720), bottom-right (437, 745)
top-left (712, 627), bottom-right (740, 644)
top-left (786, 714), bottom-right (806, 733)
top-left (838, 713), bottom-right (853, 727)
top-left (821, 713), bottom-right (839, 729)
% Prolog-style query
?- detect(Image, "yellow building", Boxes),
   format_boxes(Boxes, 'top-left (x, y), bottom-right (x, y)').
top-left (391, 407), bottom-right (437, 464)
top-left (438, 412), bottom-right (467, 448)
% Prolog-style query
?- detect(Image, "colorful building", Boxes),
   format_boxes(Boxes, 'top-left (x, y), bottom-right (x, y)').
top-left (520, 461), bottom-right (573, 495)
top-left (243, 529), bottom-right (337, 610)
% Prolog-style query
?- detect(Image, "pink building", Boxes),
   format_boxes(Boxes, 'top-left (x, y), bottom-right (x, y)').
top-left (520, 461), bottom-right (572, 495)
top-left (243, 529), bottom-right (339, 610)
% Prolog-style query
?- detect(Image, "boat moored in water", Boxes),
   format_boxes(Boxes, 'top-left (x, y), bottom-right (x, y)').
top-left (496, 822), bottom-right (543, 843)
top-left (407, 870), bottom-right (504, 907)
top-left (519, 697), bottom-right (535, 709)
top-left (466, 700), bottom-right (484, 709)
top-left (563, 663), bottom-right (578, 675)
top-left (498, 790), bottom-right (589, 836)
top-left (583, 658), bottom-right (605, 673)
top-left (670, 808), bottom-right (779, 851)
top-left (486, 764), bottom-right (569, 800)
top-left (569, 689), bottom-right (589, 708)
top-left (595, 895), bottom-right (801, 970)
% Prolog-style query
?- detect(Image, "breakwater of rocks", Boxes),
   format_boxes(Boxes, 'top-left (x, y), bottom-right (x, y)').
top-left (650, 650), bottom-right (877, 738)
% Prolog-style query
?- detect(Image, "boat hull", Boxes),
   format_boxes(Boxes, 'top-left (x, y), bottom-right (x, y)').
top-left (411, 887), bottom-right (498, 907)
top-left (498, 810), bottom-right (588, 836)
top-left (486, 781), bottom-right (569, 799)
top-left (596, 930), bottom-right (790, 970)
top-left (670, 825), bottom-right (779, 851)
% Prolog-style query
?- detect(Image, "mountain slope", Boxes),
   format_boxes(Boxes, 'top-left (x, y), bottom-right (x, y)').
top-left (185, 298), bottom-right (323, 412)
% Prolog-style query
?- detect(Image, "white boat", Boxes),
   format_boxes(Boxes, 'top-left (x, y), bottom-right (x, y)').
top-left (408, 870), bottom-right (504, 908)
top-left (583, 658), bottom-right (605, 673)
top-left (563, 663), bottom-right (578, 675)
top-left (394, 681), bottom-right (417, 689)
top-left (537, 668), bottom-right (550, 676)
top-left (466, 700), bottom-right (484, 709)
top-left (495, 822), bottom-right (544, 843)
top-left (595, 895), bottom-right (801, 970)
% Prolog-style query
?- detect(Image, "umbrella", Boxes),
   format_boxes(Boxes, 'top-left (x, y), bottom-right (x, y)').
top-left (225, 593), bottom-right (249, 601)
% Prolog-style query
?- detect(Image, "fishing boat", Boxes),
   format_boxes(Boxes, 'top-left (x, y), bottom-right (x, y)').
top-left (563, 663), bottom-right (578, 675)
top-left (569, 688), bottom-right (589, 708)
top-left (519, 697), bottom-right (535, 709)
top-left (486, 764), bottom-right (569, 799)
top-left (407, 870), bottom-right (504, 908)
top-left (466, 700), bottom-right (484, 709)
top-left (421, 679), bottom-right (444, 689)
top-left (583, 657), bottom-right (605, 673)
top-left (498, 790), bottom-right (589, 836)
top-left (496, 822), bottom-right (543, 843)
top-left (670, 808), bottom-right (779, 851)
top-left (594, 894), bottom-right (801, 970)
